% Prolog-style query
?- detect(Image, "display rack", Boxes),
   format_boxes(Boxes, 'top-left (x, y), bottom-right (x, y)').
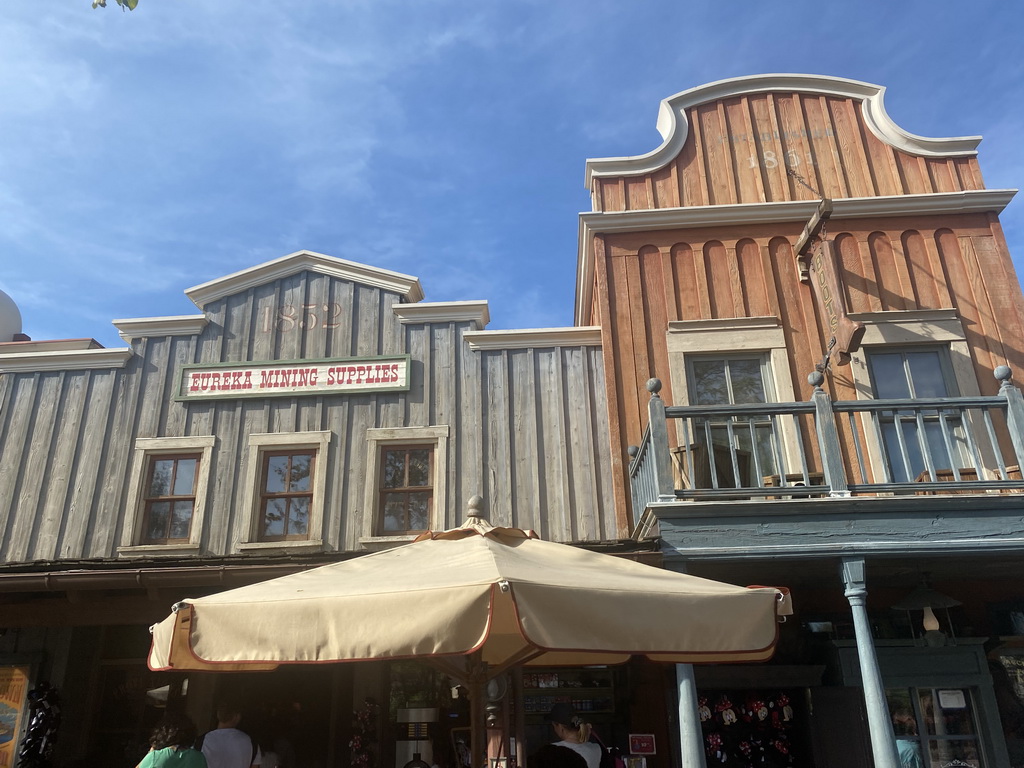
top-left (522, 669), bottom-right (615, 716)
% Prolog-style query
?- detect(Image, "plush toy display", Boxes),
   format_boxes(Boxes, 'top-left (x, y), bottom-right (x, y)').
top-left (700, 690), bottom-right (797, 767)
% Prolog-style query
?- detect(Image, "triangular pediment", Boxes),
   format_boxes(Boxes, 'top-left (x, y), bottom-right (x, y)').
top-left (185, 250), bottom-right (424, 309)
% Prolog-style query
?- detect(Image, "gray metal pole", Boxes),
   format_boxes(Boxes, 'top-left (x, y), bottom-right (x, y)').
top-left (841, 558), bottom-right (899, 768)
top-left (675, 664), bottom-right (707, 768)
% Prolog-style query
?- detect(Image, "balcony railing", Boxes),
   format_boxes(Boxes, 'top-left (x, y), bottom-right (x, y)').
top-left (628, 366), bottom-right (1024, 525)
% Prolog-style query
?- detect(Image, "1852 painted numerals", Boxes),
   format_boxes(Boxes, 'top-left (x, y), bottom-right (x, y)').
top-left (749, 149), bottom-right (816, 170)
top-left (262, 304), bottom-right (343, 332)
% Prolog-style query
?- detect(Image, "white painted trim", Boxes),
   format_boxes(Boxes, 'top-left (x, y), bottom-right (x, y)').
top-left (239, 431), bottom-right (331, 550)
top-left (0, 347), bottom-right (132, 372)
top-left (667, 317), bottom-right (784, 351)
top-left (393, 300), bottom-right (490, 329)
top-left (362, 425), bottom-right (450, 546)
top-left (585, 74), bottom-right (983, 186)
top-left (464, 326), bottom-right (602, 351)
top-left (847, 310), bottom-right (976, 398)
top-left (0, 339), bottom-right (101, 354)
top-left (574, 189), bottom-right (1017, 325)
top-left (118, 435), bottom-right (217, 556)
top-left (186, 250), bottom-right (424, 309)
top-left (112, 314), bottom-right (209, 342)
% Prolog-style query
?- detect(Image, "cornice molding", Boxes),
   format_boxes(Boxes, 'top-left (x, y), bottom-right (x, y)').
top-left (574, 189), bottom-right (1018, 325)
top-left (668, 316), bottom-right (781, 333)
top-left (0, 339), bottom-right (102, 354)
top-left (392, 300), bottom-right (490, 329)
top-left (0, 347), bottom-right (132, 373)
top-left (464, 326), bottom-right (602, 351)
top-left (185, 250), bottom-right (424, 309)
top-left (585, 73), bottom-right (983, 186)
top-left (112, 314), bottom-right (209, 342)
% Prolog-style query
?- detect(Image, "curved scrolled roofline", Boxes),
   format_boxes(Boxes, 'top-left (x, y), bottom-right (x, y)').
top-left (584, 73), bottom-right (983, 187)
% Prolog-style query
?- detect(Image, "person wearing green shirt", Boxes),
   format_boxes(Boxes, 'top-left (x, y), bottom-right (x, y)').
top-left (137, 712), bottom-right (208, 768)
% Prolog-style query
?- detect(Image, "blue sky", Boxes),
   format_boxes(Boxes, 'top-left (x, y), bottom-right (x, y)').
top-left (3, 1), bottom-right (1023, 349)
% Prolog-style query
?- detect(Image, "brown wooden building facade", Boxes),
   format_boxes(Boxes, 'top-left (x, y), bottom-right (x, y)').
top-left (585, 75), bottom-right (1024, 768)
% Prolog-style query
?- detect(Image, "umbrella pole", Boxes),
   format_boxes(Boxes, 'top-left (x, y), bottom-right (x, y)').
top-left (468, 651), bottom-right (488, 768)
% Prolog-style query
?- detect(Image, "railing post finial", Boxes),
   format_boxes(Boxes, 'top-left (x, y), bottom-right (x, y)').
top-left (995, 365), bottom-right (1013, 390)
top-left (646, 378), bottom-right (662, 398)
top-left (807, 370), bottom-right (825, 392)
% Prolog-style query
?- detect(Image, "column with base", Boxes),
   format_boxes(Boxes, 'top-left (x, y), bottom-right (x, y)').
top-left (841, 557), bottom-right (899, 768)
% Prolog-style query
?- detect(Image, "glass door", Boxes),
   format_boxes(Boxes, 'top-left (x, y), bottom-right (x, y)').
top-left (686, 356), bottom-right (779, 489)
top-left (887, 687), bottom-right (985, 767)
top-left (867, 348), bottom-right (967, 483)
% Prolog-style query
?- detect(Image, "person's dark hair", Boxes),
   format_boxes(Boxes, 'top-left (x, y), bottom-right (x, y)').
top-left (531, 744), bottom-right (587, 768)
top-left (150, 712), bottom-right (198, 750)
top-left (544, 702), bottom-right (592, 742)
top-left (216, 700), bottom-right (242, 723)
top-left (544, 702), bottom-right (581, 729)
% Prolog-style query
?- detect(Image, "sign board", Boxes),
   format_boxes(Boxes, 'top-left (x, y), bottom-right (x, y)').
top-left (628, 734), bottom-right (656, 755)
top-left (176, 355), bottom-right (411, 401)
top-left (0, 666), bottom-right (29, 768)
top-left (806, 241), bottom-right (865, 366)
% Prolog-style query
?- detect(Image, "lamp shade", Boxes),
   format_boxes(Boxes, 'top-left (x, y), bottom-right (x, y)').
top-left (891, 585), bottom-right (962, 611)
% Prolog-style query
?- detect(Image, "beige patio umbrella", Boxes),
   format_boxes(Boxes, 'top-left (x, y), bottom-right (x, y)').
top-left (149, 498), bottom-right (789, 765)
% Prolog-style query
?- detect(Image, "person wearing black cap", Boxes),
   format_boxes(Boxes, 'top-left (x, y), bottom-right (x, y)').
top-left (544, 704), bottom-right (602, 768)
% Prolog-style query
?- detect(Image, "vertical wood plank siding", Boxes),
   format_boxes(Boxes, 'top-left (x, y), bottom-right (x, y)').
top-left (594, 216), bottom-right (1024, 519)
top-left (593, 94), bottom-right (986, 213)
top-left (585, 90), bottom-right (1024, 524)
top-left (0, 272), bottom-right (616, 561)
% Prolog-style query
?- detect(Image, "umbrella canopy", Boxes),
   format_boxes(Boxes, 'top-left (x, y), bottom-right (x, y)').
top-left (149, 503), bottom-right (788, 674)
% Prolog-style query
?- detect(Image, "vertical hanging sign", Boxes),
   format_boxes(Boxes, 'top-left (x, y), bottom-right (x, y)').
top-left (808, 240), bottom-right (865, 366)
top-left (795, 198), bottom-right (864, 367)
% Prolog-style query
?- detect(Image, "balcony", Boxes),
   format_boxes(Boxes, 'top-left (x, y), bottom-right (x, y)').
top-left (628, 366), bottom-right (1024, 531)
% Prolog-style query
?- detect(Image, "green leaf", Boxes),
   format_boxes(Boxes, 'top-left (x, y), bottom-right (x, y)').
top-left (114, 0), bottom-right (139, 9)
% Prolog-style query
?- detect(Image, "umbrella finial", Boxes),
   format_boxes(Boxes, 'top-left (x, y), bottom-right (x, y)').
top-left (467, 495), bottom-right (486, 522)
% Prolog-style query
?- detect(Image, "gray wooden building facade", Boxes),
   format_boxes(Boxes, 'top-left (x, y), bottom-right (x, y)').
top-left (0, 251), bottom-right (619, 765)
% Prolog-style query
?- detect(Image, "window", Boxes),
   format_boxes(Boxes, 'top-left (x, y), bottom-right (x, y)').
top-left (239, 431), bottom-right (330, 551)
top-left (887, 687), bottom-right (985, 768)
top-left (258, 450), bottom-right (315, 541)
top-left (866, 347), bottom-right (966, 483)
top-left (119, 435), bottom-right (215, 556)
top-left (686, 355), bottom-right (780, 488)
top-left (362, 426), bottom-right (449, 549)
top-left (379, 446), bottom-right (433, 534)
top-left (141, 454), bottom-right (200, 544)
top-left (665, 317), bottom-right (802, 490)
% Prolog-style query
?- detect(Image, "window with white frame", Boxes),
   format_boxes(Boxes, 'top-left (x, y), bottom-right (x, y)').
top-left (685, 354), bottom-right (780, 488)
top-left (848, 310), bottom-right (979, 485)
top-left (239, 431), bottom-right (330, 550)
top-left (866, 346), bottom-right (967, 483)
top-left (119, 435), bottom-right (215, 555)
top-left (666, 317), bottom-right (799, 490)
top-left (362, 426), bottom-right (449, 548)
